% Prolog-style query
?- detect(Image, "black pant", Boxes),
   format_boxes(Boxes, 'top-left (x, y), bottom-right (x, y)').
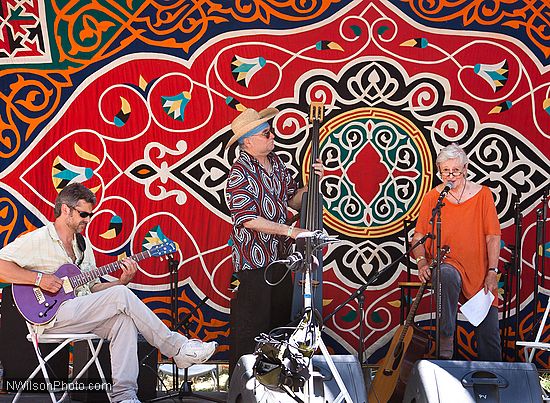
top-left (228, 266), bottom-right (293, 378)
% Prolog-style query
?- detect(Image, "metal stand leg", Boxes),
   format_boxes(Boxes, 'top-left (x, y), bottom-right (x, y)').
top-left (297, 338), bottom-right (353, 403)
top-left (317, 339), bottom-right (353, 403)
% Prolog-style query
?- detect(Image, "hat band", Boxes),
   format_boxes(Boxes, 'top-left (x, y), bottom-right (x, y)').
top-left (237, 122), bottom-right (270, 144)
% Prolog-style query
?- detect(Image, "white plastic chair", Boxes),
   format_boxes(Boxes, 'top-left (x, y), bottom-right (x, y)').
top-left (516, 298), bottom-right (550, 401)
top-left (516, 299), bottom-right (550, 363)
top-left (12, 323), bottom-right (111, 403)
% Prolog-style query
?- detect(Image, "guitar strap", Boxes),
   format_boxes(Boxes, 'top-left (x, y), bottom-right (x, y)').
top-left (75, 233), bottom-right (86, 266)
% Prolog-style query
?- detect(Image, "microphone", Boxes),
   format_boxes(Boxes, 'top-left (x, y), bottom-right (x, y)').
top-left (296, 230), bottom-right (339, 244)
top-left (274, 251), bottom-right (304, 271)
top-left (295, 231), bottom-right (340, 251)
top-left (436, 181), bottom-right (454, 205)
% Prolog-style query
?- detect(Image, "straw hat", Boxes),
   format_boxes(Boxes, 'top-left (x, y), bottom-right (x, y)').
top-left (226, 107), bottom-right (279, 149)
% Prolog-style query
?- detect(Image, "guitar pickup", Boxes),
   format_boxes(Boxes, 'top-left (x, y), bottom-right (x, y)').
top-left (61, 277), bottom-right (73, 293)
top-left (33, 287), bottom-right (46, 305)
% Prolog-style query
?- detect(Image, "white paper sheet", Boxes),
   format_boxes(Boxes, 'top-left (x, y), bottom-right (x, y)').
top-left (459, 289), bottom-right (495, 326)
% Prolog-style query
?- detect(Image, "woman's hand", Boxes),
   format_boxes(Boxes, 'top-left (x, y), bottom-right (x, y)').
top-left (418, 262), bottom-right (431, 283)
top-left (484, 271), bottom-right (498, 294)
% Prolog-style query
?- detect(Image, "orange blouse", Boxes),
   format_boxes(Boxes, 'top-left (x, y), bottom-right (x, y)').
top-left (415, 186), bottom-right (501, 304)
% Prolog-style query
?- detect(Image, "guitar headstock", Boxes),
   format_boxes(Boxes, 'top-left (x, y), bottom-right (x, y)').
top-left (309, 102), bottom-right (324, 123)
top-left (150, 241), bottom-right (178, 258)
top-left (426, 245), bottom-right (451, 269)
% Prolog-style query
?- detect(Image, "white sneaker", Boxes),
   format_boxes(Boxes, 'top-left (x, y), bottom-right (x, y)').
top-left (173, 339), bottom-right (217, 369)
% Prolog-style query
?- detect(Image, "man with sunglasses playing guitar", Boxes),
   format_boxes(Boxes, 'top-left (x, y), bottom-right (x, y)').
top-left (0, 183), bottom-right (217, 403)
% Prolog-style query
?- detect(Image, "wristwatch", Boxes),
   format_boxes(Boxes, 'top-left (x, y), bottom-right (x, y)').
top-left (489, 267), bottom-right (499, 274)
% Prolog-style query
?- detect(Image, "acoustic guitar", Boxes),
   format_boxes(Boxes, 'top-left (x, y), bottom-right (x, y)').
top-left (12, 241), bottom-right (177, 325)
top-left (368, 245), bottom-right (450, 403)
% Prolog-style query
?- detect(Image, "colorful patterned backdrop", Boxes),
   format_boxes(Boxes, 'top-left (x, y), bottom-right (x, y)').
top-left (1, 0), bottom-right (549, 367)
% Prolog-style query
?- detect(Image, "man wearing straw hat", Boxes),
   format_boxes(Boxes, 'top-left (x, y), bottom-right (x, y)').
top-left (225, 107), bottom-right (323, 376)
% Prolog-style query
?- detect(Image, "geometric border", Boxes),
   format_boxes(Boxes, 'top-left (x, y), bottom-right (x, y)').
top-left (0, 0), bottom-right (51, 64)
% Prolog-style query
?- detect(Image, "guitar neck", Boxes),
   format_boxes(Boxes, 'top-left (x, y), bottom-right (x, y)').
top-left (398, 246), bottom-right (450, 344)
top-left (304, 107), bottom-right (322, 232)
top-left (71, 250), bottom-right (151, 289)
top-left (398, 282), bottom-right (427, 344)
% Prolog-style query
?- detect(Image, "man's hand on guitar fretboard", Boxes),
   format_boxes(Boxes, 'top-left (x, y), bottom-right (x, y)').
top-left (119, 257), bottom-right (139, 285)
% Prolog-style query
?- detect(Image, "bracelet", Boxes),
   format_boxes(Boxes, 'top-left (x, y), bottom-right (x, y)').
top-left (415, 256), bottom-right (426, 264)
top-left (488, 267), bottom-right (499, 274)
top-left (287, 223), bottom-right (295, 237)
top-left (34, 272), bottom-right (43, 286)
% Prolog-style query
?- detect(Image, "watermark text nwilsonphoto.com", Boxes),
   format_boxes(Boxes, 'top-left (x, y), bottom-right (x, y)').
top-left (5, 379), bottom-right (112, 393)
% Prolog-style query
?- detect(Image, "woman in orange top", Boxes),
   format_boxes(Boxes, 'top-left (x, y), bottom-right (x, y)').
top-left (412, 143), bottom-right (501, 361)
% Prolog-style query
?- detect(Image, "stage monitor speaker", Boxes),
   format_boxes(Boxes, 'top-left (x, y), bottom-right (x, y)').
top-left (227, 354), bottom-right (367, 403)
top-left (403, 360), bottom-right (543, 403)
top-left (0, 286), bottom-right (69, 388)
top-left (71, 334), bottom-right (158, 402)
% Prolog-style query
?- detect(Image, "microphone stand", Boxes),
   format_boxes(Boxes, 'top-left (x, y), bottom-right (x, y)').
top-left (149, 295), bottom-right (223, 403)
top-left (530, 186), bottom-right (548, 340)
top-left (430, 195), bottom-right (445, 360)
top-left (169, 256), bottom-right (179, 390)
top-left (147, 255), bottom-right (221, 403)
top-left (323, 232), bottom-right (434, 363)
top-left (513, 194), bottom-right (523, 361)
top-left (501, 260), bottom-right (513, 357)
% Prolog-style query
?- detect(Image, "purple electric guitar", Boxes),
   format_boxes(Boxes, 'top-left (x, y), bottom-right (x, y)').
top-left (12, 241), bottom-right (177, 325)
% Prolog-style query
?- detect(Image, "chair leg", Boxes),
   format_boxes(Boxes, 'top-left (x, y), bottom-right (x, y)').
top-left (13, 341), bottom-right (73, 403)
top-left (33, 340), bottom-right (64, 402)
top-left (68, 339), bottom-right (111, 402)
top-left (89, 339), bottom-right (112, 402)
top-left (15, 337), bottom-right (107, 403)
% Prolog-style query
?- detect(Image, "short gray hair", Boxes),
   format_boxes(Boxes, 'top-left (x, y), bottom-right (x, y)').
top-left (54, 183), bottom-right (96, 218)
top-left (436, 143), bottom-right (468, 168)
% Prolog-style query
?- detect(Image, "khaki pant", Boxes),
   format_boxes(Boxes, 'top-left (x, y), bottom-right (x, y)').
top-left (45, 285), bottom-right (187, 402)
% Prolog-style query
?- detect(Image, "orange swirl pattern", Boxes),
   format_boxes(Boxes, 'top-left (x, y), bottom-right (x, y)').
top-left (0, 0), bottom-right (342, 160)
top-left (402, 0), bottom-right (550, 59)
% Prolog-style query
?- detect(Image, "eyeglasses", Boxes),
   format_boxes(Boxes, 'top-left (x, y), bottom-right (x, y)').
top-left (439, 169), bottom-right (464, 178)
top-left (72, 207), bottom-right (94, 218)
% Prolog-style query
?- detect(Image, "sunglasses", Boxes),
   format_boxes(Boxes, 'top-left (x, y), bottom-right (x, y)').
top-left (255, 128), bottom-right (271, 139)
top-left (72, 207), bottom-right (94, 218)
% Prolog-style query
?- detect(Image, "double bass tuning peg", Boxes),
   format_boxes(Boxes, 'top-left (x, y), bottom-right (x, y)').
top-left (309, 102), bottom-right (325, 123)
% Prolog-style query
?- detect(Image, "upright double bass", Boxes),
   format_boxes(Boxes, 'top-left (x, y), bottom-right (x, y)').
top-left (290, 102), bottom-right (325, 319)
